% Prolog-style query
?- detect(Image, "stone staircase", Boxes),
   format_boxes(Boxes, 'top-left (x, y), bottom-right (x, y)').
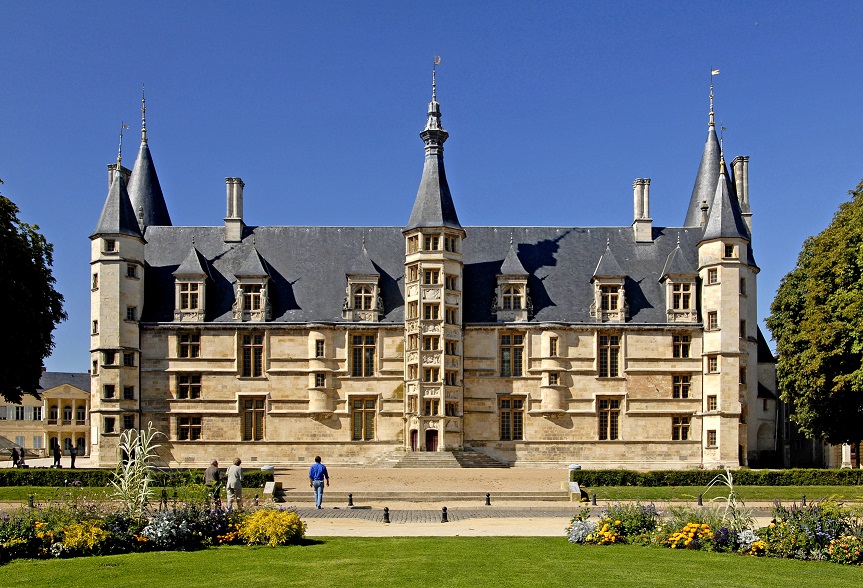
top-left (387, 449), bottom-right (509, 469)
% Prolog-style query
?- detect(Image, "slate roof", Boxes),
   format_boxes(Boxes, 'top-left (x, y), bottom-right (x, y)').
top-left (702, 166), bottom-right (750, 243)
top-left (683, 125), bottom-right (721, 226)
top-left (173, 246), bottom-right (210, 278)
top-left (92, 171), bottom-right (143, 238)
top-left (37, 372), bottom-right (91, 393)
top-left (347, 245), bottom-right (379, 276)
top-left (592, 244), bottom-right (626, 279)
top-left (757, 327), bottom-right (776, 364)
top-left (660, 242), bottom-right (697, 279)
top-left (141, 225), bottom-right (704, 325)
top-left (128, 139), bottom-right (172, 228)
top-left (499, 243), bottom-right (528, 275)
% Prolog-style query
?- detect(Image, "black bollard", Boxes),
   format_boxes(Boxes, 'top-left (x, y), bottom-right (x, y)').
top-left (348, 493), bottom-right (354, 507)
top-left (802, 494), bottom-right (806, 506)
top-left (485, 492), bottom-right (491, 506)
top-left (697, 493), bottom-right (703, 506)
top-left (383, 507), bottom-right (390, 524)
top-left (28, 494), bottom-right (34, 508)
top-left (591, 493), bottom-right (597, 506)
top-left (441, 506), bottom-right (448, 523)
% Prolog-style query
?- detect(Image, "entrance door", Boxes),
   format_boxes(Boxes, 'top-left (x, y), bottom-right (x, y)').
top-left (425, 429), bottom-right (438, 452)
top-left (410, 430), bottom-right (418, 452)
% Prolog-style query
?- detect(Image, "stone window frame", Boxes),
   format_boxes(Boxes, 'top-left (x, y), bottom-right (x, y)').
top-left (126, 264), bottom-right (138, 279)
top-left (499, 332), bottom-right (525, 378)
top-left (673, 334), bottom-right (691, 358)
top-left (706, 395), bottom-right (718, 411)
top-left (178, 416), bottom-right (202, 441)
top-left (499, 395), bottom-right (525, 441)
top-left (707, 268), bottom-right (719, 285)
top-left (122, 385), bottom-right (135, 400)
top-left (707, 311), bottom-right (719, 331)
top-left (597, 397), bottom-right (622, 441)
top-left (707, 355), bottom-right (719, 374)
top-left (672, 416), bottom-right (691, 441)
top-left (178, 332), bottom-right (201, 358)
top-left (314, 373), bottom-right (326, 388)
top-left (350, 333), bottom-right (376, 378)
top-left (350, 396), bottom-right (377, 441)
top-left (177, 374), bottom-right (202, 399)
top-left (598, 333), bottom-right (621, 378)
top-left (240, 396), bottom-right (266, 441)
top-left (672, 374), bottom-right (691, 399)
top-left (315, 339), bottom-right (325, 358)
top-left (706, 429), bottom-right (718, 447)
top-left (240, 332), bottom-right (265, 378)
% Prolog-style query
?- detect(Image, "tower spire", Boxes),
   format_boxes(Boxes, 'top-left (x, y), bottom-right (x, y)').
top-left (141, 84), bottom-right (148, 143)
top-left (117, 121), bottom-right (129, 167)
top-left (709, 68), bottom-right (719, 127)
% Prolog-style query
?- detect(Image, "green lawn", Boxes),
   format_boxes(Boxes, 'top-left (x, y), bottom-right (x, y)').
top-left (0, 538), bottom-right (857, 588)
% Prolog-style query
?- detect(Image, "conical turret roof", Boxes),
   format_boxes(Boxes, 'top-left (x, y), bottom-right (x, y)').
top-left (592, 244), bottom-right (625, 279)
top-left (701, 163), bottom-right (750, 243)
top-left (173, 246), bottom-right (209, 278)
top-left (92, 170), bottom-right (143, 239)
top-left (683, 125), bottom-right (721, 226)
top-left (660, 242), bottom-right (697, 280)
top-left (499, 242), bottom-right (528, 276)
top-left (347, 244), bottom-right (379, 276)
top-left (128, 139), bottom-right (171, 229)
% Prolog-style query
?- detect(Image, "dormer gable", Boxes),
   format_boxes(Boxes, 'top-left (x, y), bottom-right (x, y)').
top-left (343, 245), bottom-right (383, 322)
top-left (232, 247), bottom-right (271, 322)
top-left (660, 242), bottom-right (698, 323)
top-left (172, 246), bottom-right (209, 322)
top-left (493, 242), bottom-right (531, 322)
top-left (590, 244), bottom-right (628, 322)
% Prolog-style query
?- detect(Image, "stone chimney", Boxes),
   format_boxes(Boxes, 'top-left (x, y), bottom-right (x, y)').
top-left (732, 156), bottom-right (752, 233)
top-left (700, 199), bottom-right (709, 228)
top-left (632, 178), bottom-right (653, 242)
top-left (224, 177), bottom-right (245, 243)
top-left (107, 164), bottom-right (131, 189)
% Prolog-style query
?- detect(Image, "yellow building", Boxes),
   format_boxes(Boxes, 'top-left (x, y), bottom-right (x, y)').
top-left (89, 79), bottom-right (777, 469)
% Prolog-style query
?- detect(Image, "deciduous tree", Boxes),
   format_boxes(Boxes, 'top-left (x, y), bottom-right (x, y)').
top-left (0, 181), bottom-right (66, 403)
top-left (767, 179), bottom-right (863, 466)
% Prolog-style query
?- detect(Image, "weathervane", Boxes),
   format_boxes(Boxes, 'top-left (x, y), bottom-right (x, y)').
top-left (141, 84), bottom-right (148, 142)
top-left (117, 121), bottom-right (129, 166)
top-left (709, 68), bottom-right (720, 126)
top-left (432, 55), bottom-right (441, 100)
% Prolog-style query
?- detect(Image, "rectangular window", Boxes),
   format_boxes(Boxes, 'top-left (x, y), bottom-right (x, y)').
top-left (407, 264), bottom-right (419, 281)
top-left (408, 301), bottom-right (419, 319)
top-left (123, 386), bottom-right (134, 400)
top-left (444, 236), bottom-right (457, 252)
top-left (739, 367), bottom-right (747, 384)
top-left (740, 320), bottom-right (746, 338)
top-left (315, 340), bottom-right (325, 357)
top-left (103, 384), bottom-right (115, 399)
top-left (351, 334), bottom-right (375, 377)
top-left (178, 374), bottom-right (202, 399)
top-left (673, 334), bottom-right (691, 358)
top-left (126, 306), bottom-right (137, 321)
top-left (672, 283), bottom-right (692, 310)
top-left (445, 275), bottom-right (458, 290)
top-left (707, 429), bottom-right (717, 447)
top-left (424, 399), bottom-right (440, 416)
top-left (353, 286), bottom-right (373, 310)
top-left (407, 236), bottom-right (419, 254)
top-left (123, 352), bottom-right (135, 367)
top-left (549, 373), bottom-right (559, 385)
top-left (549, 337), bottom-right (558, 357)
top-left (178, 416), bottom-right (202, 441)
top-left (241, 333), bottom-right (264, 377)
top-left (126, 264), bottom-right (137, 278)
top-left (423, 367), bottom-right (439, 382)
top-left (739, 278), bottom-right (746, 295)
top-left (445, 401), bottom-right (457, 416)
top-left (407, 365), bottom-right (418, 379)
top-left (351, 397), bottom-right (376, 441)
top-left (92, 273), bottom-right (99, 289)
top-left (707, 395), bottom-right (718, 411)
top-left (14, 406), bottom-right (25, 420)
top-left (707, 268), bottom-right (718, 284)
top-left (724, 244), bottom-right (735, 258)
top-left (445, 307), bottom-right (457, 324)
top-left (707, 311), bottom-right (718, 330)
top-left (315, 373), bottom-right (326, 387)
top-left (179, 333), bottom-right (201, 358)
top-left (92, 359), bottom-right (99, 374)
top-left (424, 236), bottom-right (439, 251)
top-left (179, 282), bottom-right (200, 310)
top-left (423, 336), bottom-right (439, 351)
top-left (672, 416), bottom-right (691, 441)
top-left (672, 375), bottom-right (691, 399)
top-left (407, 334), bottom-right (419, 350)
top-left (600, 285), bottom-right (619, 311)
top-left (598, 335), bottom-right (620, 378)
top-left (241, 397), bottom-right (265, 441)
top-left (104, 417), bottom-right (115, 434)
top-left (707, 355), bottom-right (719, 373)
top-left (92, 320), bottom-right (99, 334)
top-left (424, 270), bottom-right (439, 284)
top-left (445, 340), bottom-right (457, 355)
top-left (33, 436), bottom-right (42, 449)
top-left (598, 398), bottom-right (621, 440)
top-left (104, 239), bottom-right (116, 252)
top-left (445, 371), bottom-right (456, 385)
top-left (122, 414), bottom-right (135, 430)
top-left (424, 304), bottom-right (440, 320)
top-left (500, 333), bottom-right (524, 377)
top-left (499, 396), bottom-right (524, 441)
top-left (33, 407), bottom-right (42, 421)
top-left (243, 284), bottom-right (263, 311)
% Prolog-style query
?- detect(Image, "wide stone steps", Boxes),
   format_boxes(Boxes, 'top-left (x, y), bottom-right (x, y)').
top-left (377, 450), bottom-right (510, 469)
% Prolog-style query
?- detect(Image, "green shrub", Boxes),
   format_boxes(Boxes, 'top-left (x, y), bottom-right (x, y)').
top-left (572, 468), bottom-right (863, 487)
top-left (238, 508), bottom-right (306, 547)
top-left (0, 468), bottom-right (273, 489)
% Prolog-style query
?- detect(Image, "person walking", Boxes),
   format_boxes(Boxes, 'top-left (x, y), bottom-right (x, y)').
top-left (52, 443), bottom-right (61, 468)
top-left (69, 446), bottom-right (77, 468)
top-left (225, 458), bottom-right (243, 512)
top-left (11, 447), bottom-right (19, 468)
top-left (308, 455), bottom-right (329, 509)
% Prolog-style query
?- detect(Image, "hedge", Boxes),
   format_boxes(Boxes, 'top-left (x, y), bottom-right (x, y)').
top-left (570, 468), bottom-right (863, 486)
top-left (0, 468), bottom-right (273, 488)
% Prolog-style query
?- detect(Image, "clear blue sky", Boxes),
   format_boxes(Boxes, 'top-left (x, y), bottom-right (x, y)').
top-left (1, 2), bottom-right (861, 373)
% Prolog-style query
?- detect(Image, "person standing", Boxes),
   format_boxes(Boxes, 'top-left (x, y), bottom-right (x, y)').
top-left (52, 443), bottom-right (61, 468)
top-left (204, 459), bottom-right (221, 486)
top-left (11, 447), bottom-right (19, 468)
top-left (69, 446), bottom-right (77, 469)
top-left (308, 455), bottom-right (329, 509)
top-left (226, 458), bottom-right (243, 512)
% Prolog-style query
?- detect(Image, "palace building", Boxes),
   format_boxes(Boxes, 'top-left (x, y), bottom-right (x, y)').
top-left (89, 77), bottom-right (778, 469)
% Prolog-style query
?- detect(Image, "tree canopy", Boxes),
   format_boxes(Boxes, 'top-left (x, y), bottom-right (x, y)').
top-left (767, 178), bottom-right (863, 462)
top-left (0, 183), bottom-right (66, 403)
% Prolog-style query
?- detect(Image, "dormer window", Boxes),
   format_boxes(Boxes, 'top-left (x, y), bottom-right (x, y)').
top-left (174, 247), bottom-right (210, 322)
top-left (244, 284), bottom-right (263, 310)
top-left (665, 279), bottom-right (697, 323)
top-left (343, 279), bottom-right (382, 322)
top-left (502, 286), bottom-right (523, 310)
top-left (233, 280), bottom-right (271, 322)
top-left (600, 286), bottom-right (618, 312)
top-left (590, 280), bottom-right (628, 323)
top-left (353, 286), bottom-right (373, 310)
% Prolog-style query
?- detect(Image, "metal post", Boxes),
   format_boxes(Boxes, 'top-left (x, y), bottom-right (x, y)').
top-left (28, 494), bottom-right (34, 509)
top-left (591, 493), bottom-right (597, 506)
top-left (485, 493), bottom-right (491, 506)
top-left (383, 507), bottom-right (390, 524)
top-left (348, 493), bottom-right (354, 507)
top-left (802, 494), bottom-right (806, 506)
top-left (441, 506), bottom-right (448, 523)
top-left (697, 493), bottom-right (703, 506)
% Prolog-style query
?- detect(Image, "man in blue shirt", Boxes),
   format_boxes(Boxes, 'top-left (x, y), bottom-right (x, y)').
top-left (308, 455), bottom-right (330, 509)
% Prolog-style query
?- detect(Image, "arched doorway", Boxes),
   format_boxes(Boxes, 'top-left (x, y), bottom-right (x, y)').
top-left (425, 429), bottom-right (438, 452)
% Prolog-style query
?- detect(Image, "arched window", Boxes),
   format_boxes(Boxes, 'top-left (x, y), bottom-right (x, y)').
top-left (353, 286), bottom-right (373, 310)
top-left (502, 287), bottom-right (522, 310)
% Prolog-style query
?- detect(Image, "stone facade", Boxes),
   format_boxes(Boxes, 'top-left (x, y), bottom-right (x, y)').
top-left (89, 81), bottom-right (778, 470)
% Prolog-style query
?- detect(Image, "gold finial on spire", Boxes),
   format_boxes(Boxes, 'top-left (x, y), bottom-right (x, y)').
top-left (141, 84), bottom-right (148, 142)
top-left (432, 55), bottom-right (441, 102)
top-left (709, 68), bottom-right (720, 127)
top-left (117, 121), bottom-right (129, 166)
